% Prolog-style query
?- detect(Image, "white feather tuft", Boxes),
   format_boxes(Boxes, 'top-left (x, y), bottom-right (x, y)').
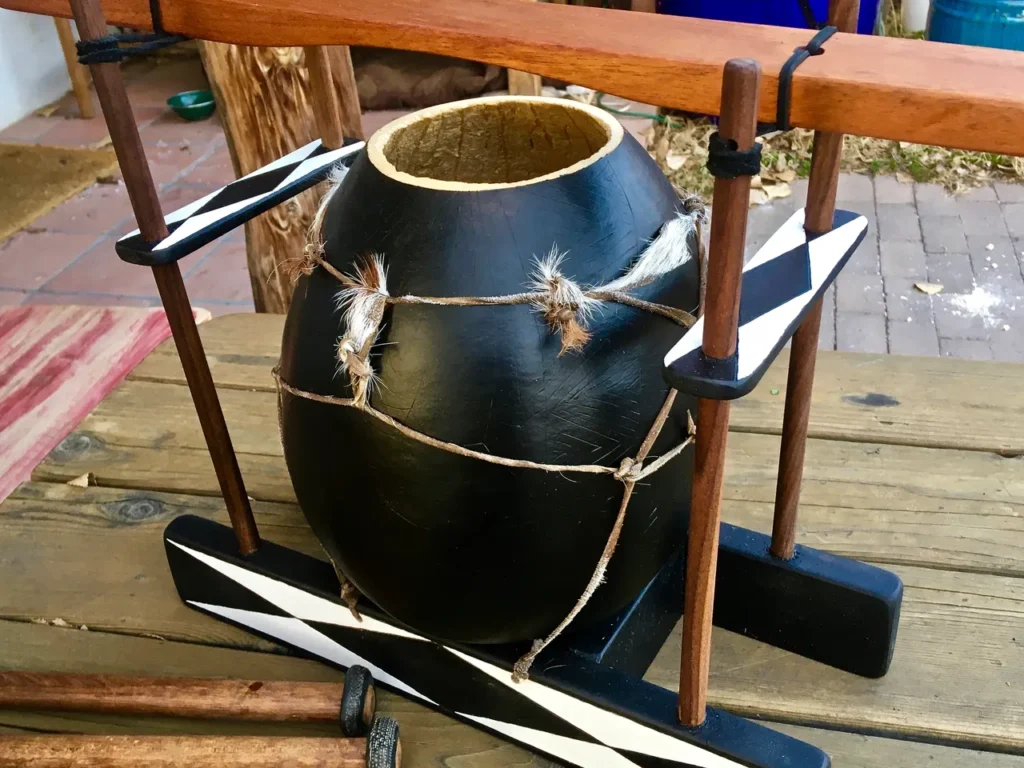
top-left (599, 211), bottom-right (699, 294)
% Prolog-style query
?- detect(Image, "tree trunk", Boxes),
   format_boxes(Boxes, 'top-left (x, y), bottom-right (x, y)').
top-left (199, 44), bottom-right (364, 313)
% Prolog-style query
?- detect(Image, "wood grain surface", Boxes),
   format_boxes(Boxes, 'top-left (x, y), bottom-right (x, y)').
top-left (7, 313), bottom-right (1024, 764)
top-left (125, 314), bottom-right (1024, 454)
top-left (0, 671), bottom-right (346, 723)
top-left (5, 0), bottom-right (1024, 154)
top-left (1, 481), bottom-right (1021, 751)
top-left (1, 621), bottom-right (1019, 768)
top-left (198, 41), bottom-right (363, 313)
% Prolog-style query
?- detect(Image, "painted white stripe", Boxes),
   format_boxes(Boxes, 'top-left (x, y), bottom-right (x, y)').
top-left (167, 540), bottom-right (425, 642)
top-left (191, 603), bottom-right (433, 704)
top-left (246, 139), bottom-right (323, 178)
top-left (152, 196), bottom-right (271, 251)
top-left (447, 649), bottom-right (744, 768)
top-left (463, 714), bottom-right (643, 767)
top-left (278, 142), bottom-right (364, 189)
top-left (664, 209), bottom-right (867, 375)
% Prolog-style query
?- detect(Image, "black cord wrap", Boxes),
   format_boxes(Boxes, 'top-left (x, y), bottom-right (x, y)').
top-left (76, 0), bottom-right (187, 65)
top-left (706, 132), bottom-right (763, 180)
top-left (765, 25), bottom-right (838, 134)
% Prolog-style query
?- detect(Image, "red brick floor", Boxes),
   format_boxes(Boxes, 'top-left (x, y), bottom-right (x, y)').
top-left (1, 60), bottom-right (655, 317)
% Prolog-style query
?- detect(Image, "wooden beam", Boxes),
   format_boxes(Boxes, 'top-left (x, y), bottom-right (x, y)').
top-left (7, 0), bottom-right (1024, 155)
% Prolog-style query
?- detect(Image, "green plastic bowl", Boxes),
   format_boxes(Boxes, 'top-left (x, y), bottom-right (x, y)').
top-left (167, 90), bottom-right (216, 121)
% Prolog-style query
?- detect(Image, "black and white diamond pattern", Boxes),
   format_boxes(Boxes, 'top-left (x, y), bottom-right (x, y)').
top-left (664, 208), bottom-right (867, 400)
top-left (116, 139), bottom-right (364, 267)
top-left (166, 537), bottom-right (749, 768)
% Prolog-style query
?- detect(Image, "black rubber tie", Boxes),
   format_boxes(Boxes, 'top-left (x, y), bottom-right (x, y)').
top-left (759, 24), bottom-right (838, 135)
top-left (706, 131), bottom-right (763, 180)
top-left (76, 0), bottom-right (187, 65)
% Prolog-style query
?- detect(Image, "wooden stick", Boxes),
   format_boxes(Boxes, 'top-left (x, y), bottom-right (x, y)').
top-left (678, 58), bottom-right (761, 728)
top-left (0, 672), bottom-right (349, 723)
top-left (0, 735), bottom-right (374, 767)
top-left (304, 45), bottom-right (346, 150)
top-left (53, 17), bottom-right (94, 118)
top-left (771, 0), bottom-right (860, 561)
top-left (69, 0), bottom-right (260, 555)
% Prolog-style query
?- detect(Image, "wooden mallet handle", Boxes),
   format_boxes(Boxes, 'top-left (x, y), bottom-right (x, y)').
top-left (0, 671), bottom-right (375, 735)
top-left (0, 733), bottom-right (397, 768)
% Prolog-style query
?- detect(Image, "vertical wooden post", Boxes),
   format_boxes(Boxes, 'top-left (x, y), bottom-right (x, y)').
top-left (53, 17), bottom-right (94, 119)
top-left (770, 0), bottom-right (860, 560)
top-left (69, 0), bottom-right (261, 555)
top-left (304, 46), bottom-right (347, 150)
top-left (678, 58), bottom-right (761, 728)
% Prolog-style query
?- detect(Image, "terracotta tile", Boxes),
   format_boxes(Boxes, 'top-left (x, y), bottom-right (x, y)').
top-left (0, 231), bottom-right (102, 290)
top-left (184, 239), bottom-right (253, 302)
top-left (42, 233), bottom-right (210, 296)
top-left (125, 59), bottom-right (210, 107)
top-left (186, 145), bottom-right (237, 186)
top-left (139, 111), bottom-right (225, 153)
top-left (32, 183), bottom-right (135, 235)
top-left (23, 291), bottom-right (160, 308)
top-left (36, 115), bottom-right (113, 148)
top-left (0, 114), bottom-right (57, 143)
top-left (146, 141), bottom-right (206, 187)
top-left (0, 289), bottom-right (28, 306)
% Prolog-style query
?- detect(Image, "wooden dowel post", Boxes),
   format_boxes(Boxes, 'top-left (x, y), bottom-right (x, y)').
top-left (68, 0), bottom-right (260, 555)
top-left (0, 735), bottom-right (379, 768)
top-left (53, 17), bottom-right (94, 119)
top-left (304, 45), bottom-right (347, 150)
top-left (678, 58), bottom-right (761, 728)
top-left (771, 0), bottom-right (860, 560)
top-left (0, 672), bottom-right (351, 723)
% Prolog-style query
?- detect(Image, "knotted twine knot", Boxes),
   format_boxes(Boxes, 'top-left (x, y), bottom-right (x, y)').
top-left (613, 456), bottom-right (643, 483)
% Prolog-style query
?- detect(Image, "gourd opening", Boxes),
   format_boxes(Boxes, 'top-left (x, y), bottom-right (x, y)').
top-left (368, 96), bottom-right (623, 191)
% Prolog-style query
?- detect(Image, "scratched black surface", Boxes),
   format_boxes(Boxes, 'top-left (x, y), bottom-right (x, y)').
top-left (279, 130), bottom-right (700, 643)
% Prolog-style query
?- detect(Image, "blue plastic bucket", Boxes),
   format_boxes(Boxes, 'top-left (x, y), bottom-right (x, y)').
top-left (928, 0), bottom-right (1024, 51)
top-left (656, 0), bottom-right (881, 34)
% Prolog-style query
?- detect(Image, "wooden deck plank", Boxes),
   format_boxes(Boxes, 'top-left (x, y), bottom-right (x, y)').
top-left (7, 0), bottom-right (1024, 154)
top-left (3, 620), bottom-right (1018, 768)
top-left (2, 483), bottom-right (1021, 751)
top-left (130, 314), bottom-right (1024, 454)
top-left (32, 381), bottom-right (1024, 576)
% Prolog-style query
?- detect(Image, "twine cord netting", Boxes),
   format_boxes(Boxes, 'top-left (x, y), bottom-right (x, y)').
top-left (277, 170), bottom-right (706, 680)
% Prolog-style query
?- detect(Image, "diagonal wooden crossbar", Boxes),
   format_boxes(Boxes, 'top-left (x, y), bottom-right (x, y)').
top-left (9, 0), bottom-right (1024, 155)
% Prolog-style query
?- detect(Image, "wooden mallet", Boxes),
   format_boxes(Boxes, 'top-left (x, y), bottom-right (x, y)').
top-left (0, 668), bottom-right (376, 738)
top-left (0, 721), bottom-right (402, 768)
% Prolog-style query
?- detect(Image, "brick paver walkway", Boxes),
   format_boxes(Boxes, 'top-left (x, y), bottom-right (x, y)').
top-left (2, 58), bottom-right (1023, 360)
top-left (746, 175), bottom-right (1024, 361)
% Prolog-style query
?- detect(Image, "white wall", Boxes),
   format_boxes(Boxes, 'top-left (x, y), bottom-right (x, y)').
top-left (0, 10), bottom-right (71, 130)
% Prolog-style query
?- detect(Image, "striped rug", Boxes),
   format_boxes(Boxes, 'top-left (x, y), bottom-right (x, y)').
top-left (0, 305), bottom-right (210, 502)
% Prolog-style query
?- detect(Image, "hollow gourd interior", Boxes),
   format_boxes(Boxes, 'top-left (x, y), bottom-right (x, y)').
top-left (380, 99), bottom-right (614, 185)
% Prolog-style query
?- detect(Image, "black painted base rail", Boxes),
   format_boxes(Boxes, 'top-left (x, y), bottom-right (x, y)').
top-left (165, 514), bottom-right (830, 768)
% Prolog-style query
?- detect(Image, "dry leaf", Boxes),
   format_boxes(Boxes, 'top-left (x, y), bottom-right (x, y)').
top-left (66, 472), bottom-right (94, 488)
top-left (895, 172), bottom-right (913, 184)
top-left (665, 151), bottom-right (686, 171)
top-left (750, 175), bottom-right (764, 189)
top-left (749, 188), bottom-right (770, 207)
top-left (777, 168), bottom-right (797, 183)
top-left (35, 103), bottom-right (59, 118)
top-left (764, 183), bottom-right (792, 200)
top-left (914, 282), bottom-right (944, 295)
